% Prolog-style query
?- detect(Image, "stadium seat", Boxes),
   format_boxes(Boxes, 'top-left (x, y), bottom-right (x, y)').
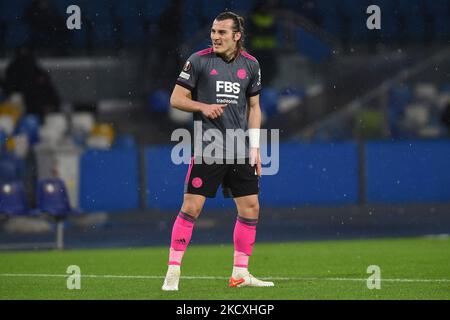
top-left (14, 114), bottom-right (40, 146)
top-left (36, 178), bottom-right (78, 217)
top-left (38, 126), bottom-right (63, 146)
top-left (0, 181), bottom-right (30, 216)
top-left (7, 133), bottom-right (29, 159)
top-left (35, 178), bottom-right (81, 249)
top-left (414, 83), bottom-right (438, 102)
top-left (86, 123), bottom-right (115, 149)
top-left (389, 86), bottom-right (412, 112)
top-left (0, 154), bottom-right (25, 184)
top-left (72, 112), bottom-right (95, 134)
top-left (91, 123), bottom-right (115, 143)
top-left (0, 115), bottom-right (15, 136)
top-left (404, 104), bottom-right (430, 128)
top-left (44, 113), bottom-right (68, 134)
top-left (0, 100), bottom-right (23, 126)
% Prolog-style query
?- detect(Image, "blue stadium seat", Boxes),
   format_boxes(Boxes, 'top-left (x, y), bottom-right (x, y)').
top-left (35, 178), bottom-right (79, 218)
top-left (389, 86), bottom-right (412, 112)
top-left (0, 181), bottom-right (30, 216)
top-left (14, 114), bottom-right (41, 145)
top-left (35, 178), bottom-right (81, 249)
top-left (0, 155), bottom-right (25, 184)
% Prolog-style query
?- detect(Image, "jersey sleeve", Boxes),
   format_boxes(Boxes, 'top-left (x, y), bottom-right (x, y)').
top-left (176, 53), bottom-right (201, 91)
top-left (246, 60), bottom-right (262, 97)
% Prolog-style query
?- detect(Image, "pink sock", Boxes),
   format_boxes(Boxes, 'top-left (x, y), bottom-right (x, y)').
top-left (233, 216), bottom-right (258, 267)
top-left (233, 251), bottom-right (249, 268)
top-left (168, 211), bottom-right (196, 265)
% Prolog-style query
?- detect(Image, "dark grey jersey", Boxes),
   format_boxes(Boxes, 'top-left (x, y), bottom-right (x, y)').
top-left (176, 48), bottom-right (262, 160)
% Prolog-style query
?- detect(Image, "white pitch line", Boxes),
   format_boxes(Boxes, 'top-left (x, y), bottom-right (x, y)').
top-left (0, 273), bottom-right (449, 283)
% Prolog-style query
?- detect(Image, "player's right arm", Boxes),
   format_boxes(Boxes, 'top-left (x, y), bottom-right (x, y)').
top-left (170, 84), bottom-right (227, 120)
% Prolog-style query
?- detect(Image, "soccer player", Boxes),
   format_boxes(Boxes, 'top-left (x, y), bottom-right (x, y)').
top-left (162, 11), bottom-right (274, 290)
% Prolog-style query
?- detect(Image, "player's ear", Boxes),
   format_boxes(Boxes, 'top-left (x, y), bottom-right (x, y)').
top-left (234, 31), bottom-right (242, 42)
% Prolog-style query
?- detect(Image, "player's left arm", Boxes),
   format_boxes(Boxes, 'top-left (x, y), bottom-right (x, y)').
top-left (248, 94), bottom-right (262, 176)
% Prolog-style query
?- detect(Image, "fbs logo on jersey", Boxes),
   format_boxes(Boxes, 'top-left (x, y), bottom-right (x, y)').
top-left (216, 81), bottom-right (240, 104)
top-left (216, 81), bottom-right (240, 94)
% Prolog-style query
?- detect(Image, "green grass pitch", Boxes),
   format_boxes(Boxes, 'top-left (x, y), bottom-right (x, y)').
top-left (0, 237), bottom-right (449, 299)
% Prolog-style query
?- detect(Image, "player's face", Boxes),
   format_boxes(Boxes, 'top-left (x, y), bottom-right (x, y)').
top-left (211, 19), bottom-right (241, 56)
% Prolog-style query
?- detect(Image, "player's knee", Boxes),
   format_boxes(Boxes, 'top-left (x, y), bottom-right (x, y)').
top-left (181, 203), bottom-right (202, 218)
top-left (241, 201), bottom-right (259, 218)
top-left (250, 202), bottom-right (260, 216)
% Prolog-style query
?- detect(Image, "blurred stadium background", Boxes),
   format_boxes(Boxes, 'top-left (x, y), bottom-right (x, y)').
top-left (0, 0), bottom-right (449, 252)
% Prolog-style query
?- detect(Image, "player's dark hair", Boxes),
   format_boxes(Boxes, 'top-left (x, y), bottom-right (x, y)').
top-left (215, 11), bottom-right (246, 52)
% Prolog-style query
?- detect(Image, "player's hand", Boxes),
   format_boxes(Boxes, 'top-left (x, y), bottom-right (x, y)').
top-left (250, 147), bottom-right (262, 177)
top-left (201, 104), bottom-right (227, 119)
